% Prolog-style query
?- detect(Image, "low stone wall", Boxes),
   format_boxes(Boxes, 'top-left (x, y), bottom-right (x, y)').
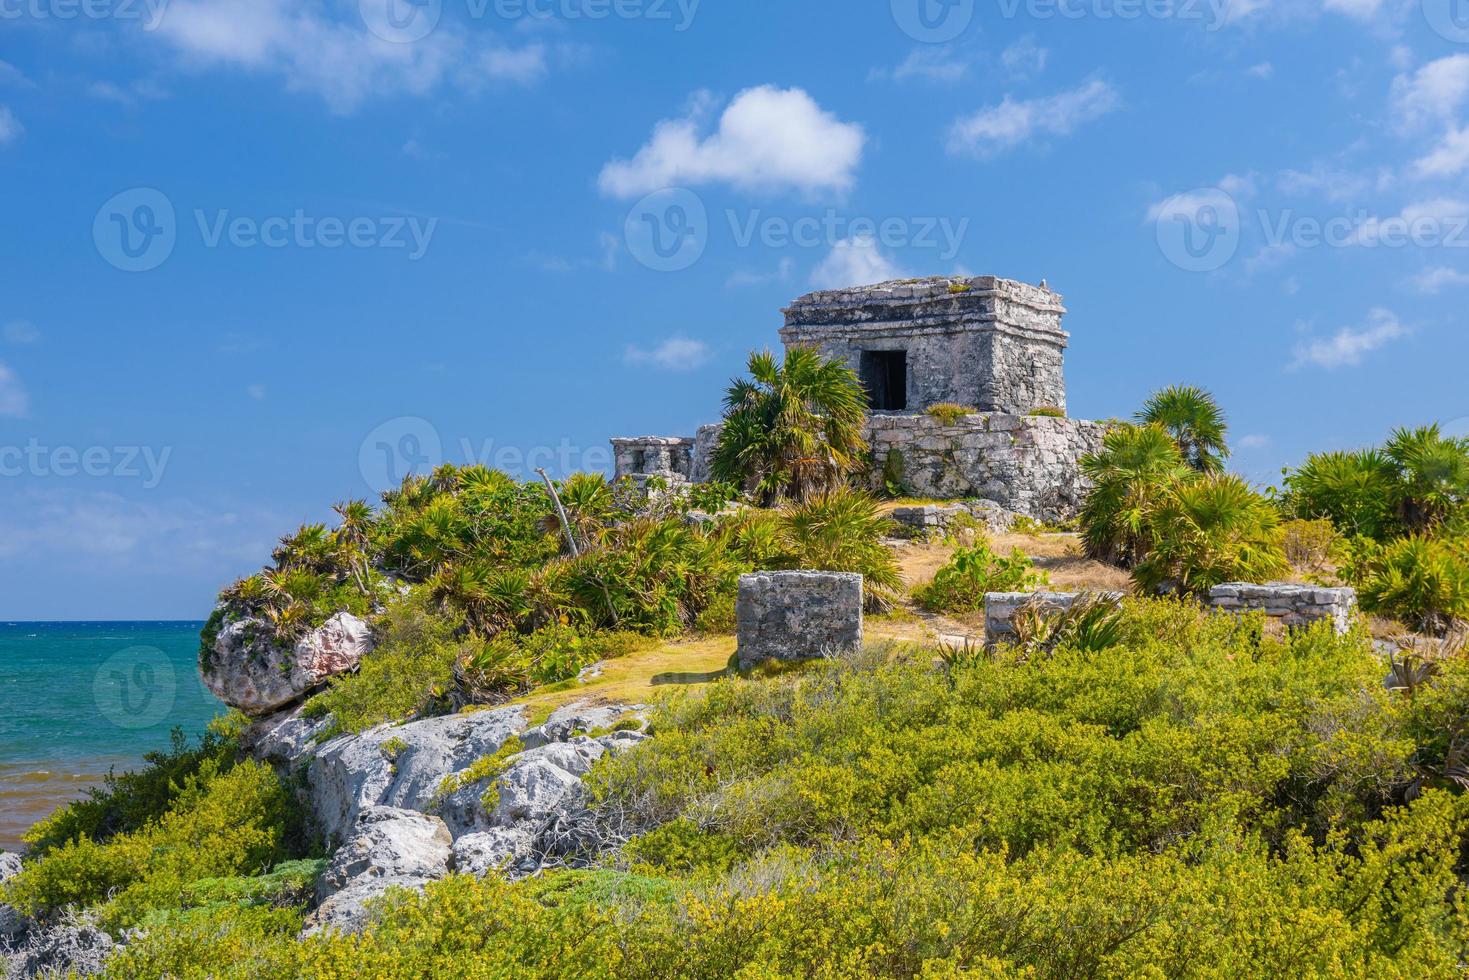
top-left (890, 500), bottom-right (1019, 538)
top-left (984, 591), bottom-right (1126, 642)
top-left (1206, 583), bottom-right (1356, 635)
top-left (868, 413), bottom-right (1105, 523)
top-left (736, 571), bottom-right (863, 669)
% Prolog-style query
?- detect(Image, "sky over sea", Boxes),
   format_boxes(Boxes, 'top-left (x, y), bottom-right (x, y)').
top-left (1, 0), bottom-right (1468, 618)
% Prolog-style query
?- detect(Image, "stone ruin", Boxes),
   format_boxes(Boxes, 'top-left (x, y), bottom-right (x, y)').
top-left (736, 571), bottom-right (864, 669)
top-left (612, 275), bottom-right (1105, 522)
top-left (984, 585), bottom-right (1359, 644)
top-left (1206, 583), bottom-right (1357, 636)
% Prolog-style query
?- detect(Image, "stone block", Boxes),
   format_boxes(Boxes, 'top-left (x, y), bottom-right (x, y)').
top-left (736, 571), bottom-right (863, 669)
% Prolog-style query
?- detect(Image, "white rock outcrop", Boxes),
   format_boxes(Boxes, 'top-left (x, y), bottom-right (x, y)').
top-left (202, 612), bottom-right (376, 716)
top-left (306, 807), bottom-right (453, 935)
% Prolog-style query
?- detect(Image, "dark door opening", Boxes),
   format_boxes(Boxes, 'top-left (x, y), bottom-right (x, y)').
top-left (860, 350), bottom-right (908, 411)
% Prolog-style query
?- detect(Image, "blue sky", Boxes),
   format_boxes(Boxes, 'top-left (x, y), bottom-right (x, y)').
top-left (1, 0), bottom-right (1468, 618)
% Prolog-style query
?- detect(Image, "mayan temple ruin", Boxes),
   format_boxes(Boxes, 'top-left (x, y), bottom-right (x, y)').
top-left (612, 276), bottom-right (1107, 523)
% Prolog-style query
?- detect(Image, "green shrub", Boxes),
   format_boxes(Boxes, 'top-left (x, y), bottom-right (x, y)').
top-left (915, 540), bottom-right (1048, 613)
top-left (303, 591), bottom-right (463, 736)
top-left (724, 489), bottom-right (903, 611)
top-left (1282, 425), bottom-right (1469, 541)
top-left (1027, 405), bottom-right (1066, 418)
top-left (1281, 517), bottom-right (1345, 579)
top-left (1135, 384), bottom-right (1229, 473)
top-left (711, 347), bottom-right (869, 504)
top-left (1079, 423), bottom-right (1189, 567)
top-left (878, 447), bottom-right (908, 498)
top-left (925, 403), bottom-right (976, 425)
top-left (23, 714), bottom-right (247, 855)
top-left (1356, 535), bottom-right (1469, 634)
top-left (1281, 449), bottom-right (1398, 541)
top-left (462, 628), bottom-right (652, 702)
top-left (1132, 473), bottom-right (1290, 596)
top-left (3, 759), bottom-right (302, 931)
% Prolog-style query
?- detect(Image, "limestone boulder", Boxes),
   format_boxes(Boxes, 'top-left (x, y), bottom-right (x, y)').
top-left (307, 707), bottom-right (526, 846)
top-left (307, 807), bottom-right (452, 936)
top-left (202, 612), bottom-right (375, 716)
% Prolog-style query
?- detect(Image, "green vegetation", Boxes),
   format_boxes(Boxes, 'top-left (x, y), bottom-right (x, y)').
top-left (710, 346), bottom-right (870, 504)
top-left (1135, 383), bottom-right (1229, 473)
top-left (723, 488), bottom-right (903, 610)
top-left (924, 402), bottom-right (976, 425)
top-left (914, 539), bottom-right (1048, 613)
top-left (1027, 404), bottom-right (1065, 418)
top-left (1355, 535), bottom-right (1469, 634)
top-left (1283, 425), bottom-right (1469, 541)
top-left (3, 757), bottom-right (304, 932)
top-left (97, 601), bottom-right (1469, 977)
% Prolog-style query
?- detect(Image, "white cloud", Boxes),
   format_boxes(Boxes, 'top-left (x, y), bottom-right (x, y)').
top-left (873, 47), bottom-right (971, 84)
top-left (1414, 126), bottom-right (1469, 178)
top-left (1001, 37), bottom-right (1049, 77)
top-left (0, 360), bottom-right (29, 417)
top-left (623, 336), bottom-right (711, 372)
top-left (1276, 166), bottom-right (1378, 202)
top-left (87, 79), bottom-right (169, 105)
top-left (1410, 266), bottom-right (1469, 293)
top-left (948, 79), bottom-right (1119, 158)
top-left (1392, 55), bottom-right (1469, 131)
top-left (0, 489), bottom-right (283, 569)
top-left (1246, 62), bottom-right (1274, 80)
top-left (0, 106), bottom-right (22, 145)
top-left (1237, 434), bottom-right (1271, 450)
top-left (2, 321), bottom-right (39, 344)
top-left (246, 383), bottom-right (266, 400)
top-left (810, 235), bottom-right (904, 290)
top-left (1291, 308), bottom-right (1409, 370)
top-left (598, 86), bottom-right (866, 199)
top-left (152, 0), bottom-right (545, 113)
top-left (726, 257), bottom-right (794, 289)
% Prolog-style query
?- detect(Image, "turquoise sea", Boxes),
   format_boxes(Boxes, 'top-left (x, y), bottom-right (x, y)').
top-left (0, 622), bottom-right (222, 852)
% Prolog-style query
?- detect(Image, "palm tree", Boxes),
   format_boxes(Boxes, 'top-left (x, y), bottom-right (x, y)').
top-left (1079, 424), bottom-right (1189, 568)
top-left (1135, 385), bottom-right (1229, 473)
top-left (711, 346), bottom-right (870, 504)
top-left (1383, 424), bottom-right (1469, 534)
top-left (1132, 473), bottom-right (1289, 596)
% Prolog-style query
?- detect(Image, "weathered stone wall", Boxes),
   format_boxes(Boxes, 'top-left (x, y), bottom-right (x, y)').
top-left (890, 500), bottom-right (1020, 538)
top-left (688, 423), bottom-right (723, 485)
top-left (1207, 583), bottom-right (1357, 635)
top-left (869, 413), bottom-right (1105, 523)
top-left (610, 437), bottom-right (694, 483)
top-left (736, 571), bottom-right (863, 669)
top-left (779, 276), bottom-right (1069, 415)
top-left (985, 591), bottom-right (1126, 642)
